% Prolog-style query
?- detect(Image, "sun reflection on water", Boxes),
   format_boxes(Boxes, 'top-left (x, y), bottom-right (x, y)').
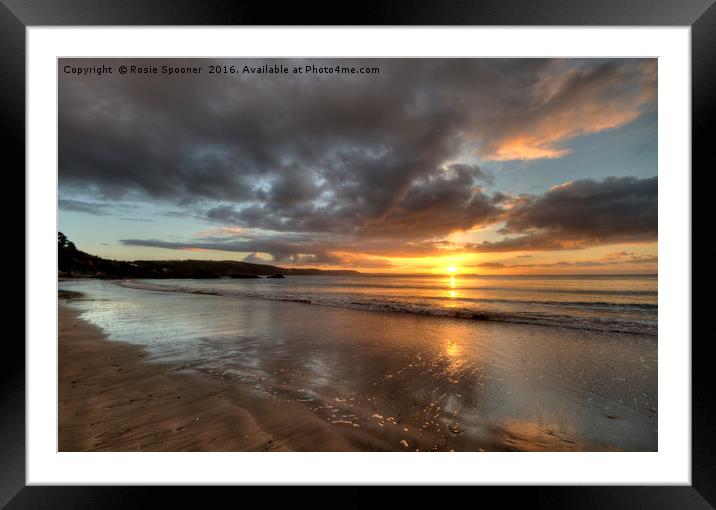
top-left (445, 340), bottom-right (460, 358)
top-left (444, 275), bottom-right (459, 305)
top-left (443, 338), bottom-right (467, 380)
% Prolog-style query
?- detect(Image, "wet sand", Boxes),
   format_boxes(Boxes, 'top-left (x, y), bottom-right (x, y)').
top-left (59, 304), bottom-right (372, 451)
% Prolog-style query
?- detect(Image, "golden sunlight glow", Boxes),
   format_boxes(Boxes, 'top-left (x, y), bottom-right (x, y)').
top-left (296, 242), bottom-right (657, 275)
top-left (443, 340), bottom-right (466, 380)
top-left (445, 341), bottom-right (460, 358)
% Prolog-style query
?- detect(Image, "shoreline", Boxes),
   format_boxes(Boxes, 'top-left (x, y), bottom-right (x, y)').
top-left (59, 303), bottom-right (369, 451)
top-left (58, 280), bottom-right (657, 452)
top-left (114, 278), bottom-right (657, 337)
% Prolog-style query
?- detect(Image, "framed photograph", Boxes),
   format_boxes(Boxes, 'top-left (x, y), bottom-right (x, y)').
top-left (6, 0), bottom-right (711, 505)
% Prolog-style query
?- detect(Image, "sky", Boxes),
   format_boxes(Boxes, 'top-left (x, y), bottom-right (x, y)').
top-left (58, 58), bottom-right (657, 274)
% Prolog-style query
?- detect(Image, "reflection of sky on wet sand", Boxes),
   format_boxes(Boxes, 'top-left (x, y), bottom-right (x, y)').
top-left (60, 279), bottom-right (657, 451)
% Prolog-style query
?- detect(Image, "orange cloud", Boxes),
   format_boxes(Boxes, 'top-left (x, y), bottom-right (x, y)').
top-left (480, 60), bottom-right (657, 161)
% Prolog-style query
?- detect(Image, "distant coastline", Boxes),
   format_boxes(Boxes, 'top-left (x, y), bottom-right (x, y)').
top-left (58, 234), bottom-right (359, 279)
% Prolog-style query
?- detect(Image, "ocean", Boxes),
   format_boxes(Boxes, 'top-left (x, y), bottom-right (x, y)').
top-left (118, 273), bottom-right (657, 335)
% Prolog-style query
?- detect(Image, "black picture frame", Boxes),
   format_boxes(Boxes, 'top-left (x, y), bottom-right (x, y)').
top-left (4, 0), bottom-right (712, 506)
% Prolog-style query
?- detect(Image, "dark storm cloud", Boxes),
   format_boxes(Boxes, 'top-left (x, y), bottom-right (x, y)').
top-left (61, 58), bottom-right (656, 261)
top-left (59, 198), bottom-right (151, 221)
top-left (357, 164), bottom-right (502, 239)
top-left (201, 163), bottom-right (502, 240)
top-left (59, 199), bottom-right (111, 216)
top-left (121, 237), bottom-right (328, 262)
top-left (120, 234), bottom-right (445, 262)
top-left (121, 174), bottom-right (658, 261)
top-left (118, 217), bottom-right (154, 223)
top-left (474, 176), bottom-right (657, 252)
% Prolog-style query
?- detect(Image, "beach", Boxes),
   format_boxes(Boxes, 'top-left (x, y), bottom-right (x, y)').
top-left (58, 277), bottom-right (657, 452)
top-left (59, 303), bottom-right (374, 451)
top-left (60, 303), bottom-right (271, 451)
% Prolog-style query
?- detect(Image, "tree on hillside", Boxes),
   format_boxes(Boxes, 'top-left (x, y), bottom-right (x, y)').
top-left (58, 231), bottom-right (76, 251)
